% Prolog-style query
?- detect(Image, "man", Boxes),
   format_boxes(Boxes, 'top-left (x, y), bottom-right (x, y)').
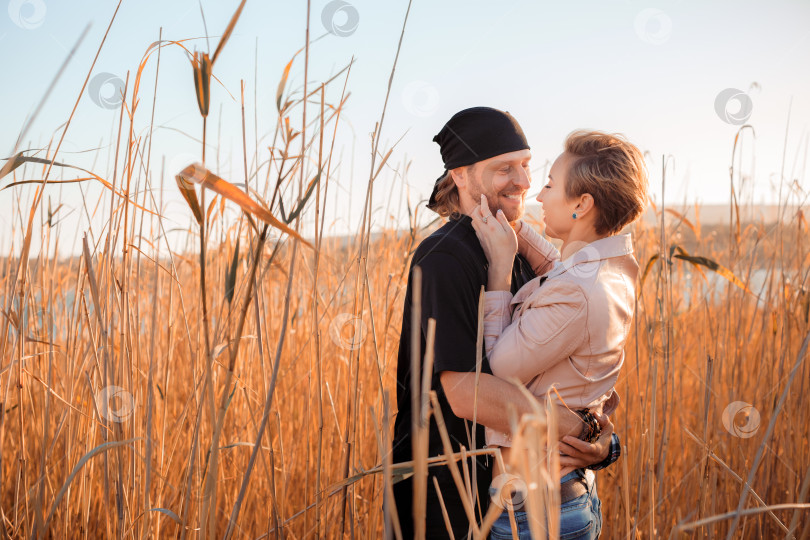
top-left (391, 107), bottom-right (620, 539)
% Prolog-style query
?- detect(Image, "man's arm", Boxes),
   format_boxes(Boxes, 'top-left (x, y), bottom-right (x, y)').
top-left (440, 371), bottom-right (604, 443)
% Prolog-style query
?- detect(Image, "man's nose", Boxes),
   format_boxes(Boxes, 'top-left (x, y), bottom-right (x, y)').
top-left (514, 167), bottom-right (530, 190)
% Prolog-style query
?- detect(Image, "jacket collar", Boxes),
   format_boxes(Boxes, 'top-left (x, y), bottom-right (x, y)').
top-left (510, 234), bottom-right (634, 306)
top-left (547, 233), bottom-right (634, 279)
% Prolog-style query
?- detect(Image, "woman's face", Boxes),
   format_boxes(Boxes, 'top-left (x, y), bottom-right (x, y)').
top-left (537, 152), bottom-right (578, 240)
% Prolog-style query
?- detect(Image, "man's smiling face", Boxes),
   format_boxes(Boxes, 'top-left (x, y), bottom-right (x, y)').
top-left (454, 149), bottom-right (532, 223)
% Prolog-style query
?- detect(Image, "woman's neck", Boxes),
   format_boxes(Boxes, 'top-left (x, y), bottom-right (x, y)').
top-left (559, 228), bottom-right (606, 260)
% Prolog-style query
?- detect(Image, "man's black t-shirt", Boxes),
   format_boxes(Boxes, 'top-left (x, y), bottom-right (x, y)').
top-left (392, 214), bottom-right (535, 539)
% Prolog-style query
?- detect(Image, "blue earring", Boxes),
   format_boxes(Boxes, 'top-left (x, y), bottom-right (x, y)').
top-left (572, 212), bottom-right (577, 219)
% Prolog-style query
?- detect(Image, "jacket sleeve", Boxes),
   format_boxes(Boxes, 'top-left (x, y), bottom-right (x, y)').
top-left (483, 291), bottom-right (514, 358)
top-left (488, 280), bottom-right (588, 384)
top-left (516, 222), bottom-right (560, 276)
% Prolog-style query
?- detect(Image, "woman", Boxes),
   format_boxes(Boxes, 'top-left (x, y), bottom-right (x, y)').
top-left (470, 130), bottom-right (648, 539)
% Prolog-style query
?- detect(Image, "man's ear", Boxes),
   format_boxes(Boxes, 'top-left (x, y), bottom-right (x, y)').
top-left (449, 167), bottom-right (467, 190)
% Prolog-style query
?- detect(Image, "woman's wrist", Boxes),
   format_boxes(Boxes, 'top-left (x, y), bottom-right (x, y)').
top-left (514, 221), bottom-right (529, 255)
top-left (487, 264), bottom-right (512, 291)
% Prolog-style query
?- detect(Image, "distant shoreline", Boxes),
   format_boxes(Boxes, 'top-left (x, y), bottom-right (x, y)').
top-left (524, 203), bottom-right (804, 226)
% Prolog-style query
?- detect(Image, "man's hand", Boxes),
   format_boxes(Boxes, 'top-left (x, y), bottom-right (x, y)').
top-left (558, 411), bottom-right (614, 475)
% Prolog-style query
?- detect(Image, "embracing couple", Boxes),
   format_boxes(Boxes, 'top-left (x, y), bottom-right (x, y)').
top-left (391, 107), bottom-right (648, 539)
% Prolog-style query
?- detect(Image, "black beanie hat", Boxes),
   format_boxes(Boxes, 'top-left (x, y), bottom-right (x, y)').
top-left (427, 107), bottom-right (529, 211)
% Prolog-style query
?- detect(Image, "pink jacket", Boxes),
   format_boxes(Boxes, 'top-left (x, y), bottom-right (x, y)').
top-left (484, 223), bottom-right (638, 447)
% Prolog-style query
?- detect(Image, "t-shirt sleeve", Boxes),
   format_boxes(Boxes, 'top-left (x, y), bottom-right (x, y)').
top-left (413, 250), bottom-right (484, 374)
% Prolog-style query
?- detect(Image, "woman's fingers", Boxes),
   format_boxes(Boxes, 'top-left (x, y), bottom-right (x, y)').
top-left (471, 204), bottom-right (484, 228)
top-left (593, 411), bottom-right (614, 433)
top-left (496, 208), bottom-right (511, 230)
top-left (477, 195), bottom-right (512, 233)
top-left (480, 194), bottom-right (493, 221)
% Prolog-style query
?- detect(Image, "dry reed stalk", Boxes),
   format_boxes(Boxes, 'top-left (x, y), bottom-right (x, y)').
top-left (299, 6), bottom-right (312, 534)
top-left (787, 466), bottom-right (810, 539)
top-left (418, 322), bottom-right (435, 431)
top-left (521, 417), bottom-right (550, 540)
top-left (621, 439), bottom-right (631, 536)
top-left (431, 476), bottom-right (454, 540)
top-left (429, 391), bottom-right (480, 538)
top-left (312, 82), bottom-right (325, 539)
top-left (471, 285), bottom-right (485, 518)
top-left (676, 503), bottom-right (810, 533)
top-left (379, 390), bottom-right (402, 540)
top-left (187, 7), bottom-right (246, 535)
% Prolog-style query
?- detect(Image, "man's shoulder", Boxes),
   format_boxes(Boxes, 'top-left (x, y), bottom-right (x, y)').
top-left (412, 220), bottom-right (483, 268)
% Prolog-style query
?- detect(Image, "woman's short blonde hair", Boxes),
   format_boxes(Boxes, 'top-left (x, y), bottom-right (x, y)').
top-left (563, 130), bottom-right (649, 235)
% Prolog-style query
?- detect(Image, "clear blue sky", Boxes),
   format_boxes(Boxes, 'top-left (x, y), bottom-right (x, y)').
top-left (1, 0), bottom-right (809, 255)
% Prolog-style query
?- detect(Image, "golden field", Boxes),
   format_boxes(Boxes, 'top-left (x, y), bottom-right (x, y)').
top-left (3, 163), bottom-right (810, 539)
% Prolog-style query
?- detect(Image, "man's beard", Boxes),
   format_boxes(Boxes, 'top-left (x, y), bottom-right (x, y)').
top-left (469, 183), bottom-right (525, 222)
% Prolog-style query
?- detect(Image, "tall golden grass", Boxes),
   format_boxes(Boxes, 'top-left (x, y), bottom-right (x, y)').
top-left (1, 2), bottom-right (809, 538)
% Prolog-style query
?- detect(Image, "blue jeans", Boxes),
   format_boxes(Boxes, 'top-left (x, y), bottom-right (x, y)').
top-left (489, 469), bottom-right (602, 539)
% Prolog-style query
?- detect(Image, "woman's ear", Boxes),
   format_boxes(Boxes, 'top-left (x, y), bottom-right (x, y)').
top-left (574, 193), bottom-right (595, 217)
